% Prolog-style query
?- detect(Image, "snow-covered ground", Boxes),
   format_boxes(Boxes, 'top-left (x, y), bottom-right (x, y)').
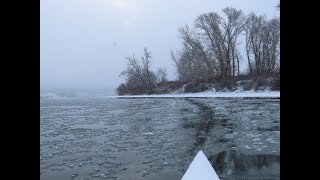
top-left (110, 90), bottom-right (280, 98)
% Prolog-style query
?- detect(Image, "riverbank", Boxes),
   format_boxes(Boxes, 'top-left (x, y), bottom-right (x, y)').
top-left (117, 74), bottom-right (280, 96)
top-left (111, 90), bottom-right (280, 98)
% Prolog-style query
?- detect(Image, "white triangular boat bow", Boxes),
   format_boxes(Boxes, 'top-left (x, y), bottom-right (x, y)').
top-left (181, 150), bottom-right (220, 180)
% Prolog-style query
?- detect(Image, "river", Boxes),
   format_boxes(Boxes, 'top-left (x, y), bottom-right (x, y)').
top-left (40, 95), bottom-right (280, 180)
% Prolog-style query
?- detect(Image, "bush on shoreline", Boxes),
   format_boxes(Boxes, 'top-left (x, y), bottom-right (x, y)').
top-left (117, 73), bottom-right (280, 95)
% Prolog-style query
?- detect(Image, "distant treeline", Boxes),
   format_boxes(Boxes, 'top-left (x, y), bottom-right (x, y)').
top-left (117, 5), bottom-right (280, 95)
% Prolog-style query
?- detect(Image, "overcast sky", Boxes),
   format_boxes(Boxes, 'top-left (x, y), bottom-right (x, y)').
top-left (40, 0), bottom-right (279, 90)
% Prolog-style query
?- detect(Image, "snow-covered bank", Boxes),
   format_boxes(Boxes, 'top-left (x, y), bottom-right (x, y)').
top-left (108, 90), bottom-right (280, 98)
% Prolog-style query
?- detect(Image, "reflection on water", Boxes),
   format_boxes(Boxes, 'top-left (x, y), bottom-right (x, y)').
top-left (208, 150), bottom-right (279, 179)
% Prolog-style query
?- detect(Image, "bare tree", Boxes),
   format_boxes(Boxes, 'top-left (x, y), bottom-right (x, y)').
top-left (263, 18), bottom-right (280, 73)
top-left (171, 49), bottom-right (189, 82)
top-left (119, 48), bottom-right (159, 94)
top-left (244, 15), bottom-right (254, 74)
top-left (245, 13), bottom-right (267, 75)
top-left (245, 13), bottom-right (279, 75)
top-left (156, 68), bottom-right (168, 83)
top-left (178, 25), bottom-right (215, 82)
top-left (195, 12), bottom-right (226, 78)
top-left (171, 6), bottom-right (279, 83)
top-left (220, 7), bottom-right (245, 77)
top-left (120, 54), bottom-right (147, 89)
top-left (141, 47), bottom-right (154, 93)
top-left (116, 83), bottom-right (127, 95)
top-left (193, 8), bottom-right (244, 78)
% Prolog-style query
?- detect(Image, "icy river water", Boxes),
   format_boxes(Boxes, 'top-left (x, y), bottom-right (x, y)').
top-left (40, 95), bottom-right (280, 180)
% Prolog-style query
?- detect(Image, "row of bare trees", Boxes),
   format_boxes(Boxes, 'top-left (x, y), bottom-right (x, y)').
top-left (117, 48), bottom-right (167, 95)
top-left (118, 5), bottom-right (279, 95)
top-left (171, 7), bottom-right (280, 83)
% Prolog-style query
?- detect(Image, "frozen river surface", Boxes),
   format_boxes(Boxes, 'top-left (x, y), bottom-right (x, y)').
top-left (40, 96), bottom-right (280, 180)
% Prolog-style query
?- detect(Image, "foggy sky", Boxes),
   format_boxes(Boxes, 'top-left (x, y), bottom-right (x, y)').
top-left (40, 0), bottom-right (279, 90)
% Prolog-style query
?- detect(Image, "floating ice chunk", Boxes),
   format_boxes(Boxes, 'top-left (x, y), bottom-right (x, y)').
top-left (71, 172), bottom-right (78, 177)
top-left (143, 132), bottom-right (154, 135)
top-left (142, 170), bottom-right (148, 176)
